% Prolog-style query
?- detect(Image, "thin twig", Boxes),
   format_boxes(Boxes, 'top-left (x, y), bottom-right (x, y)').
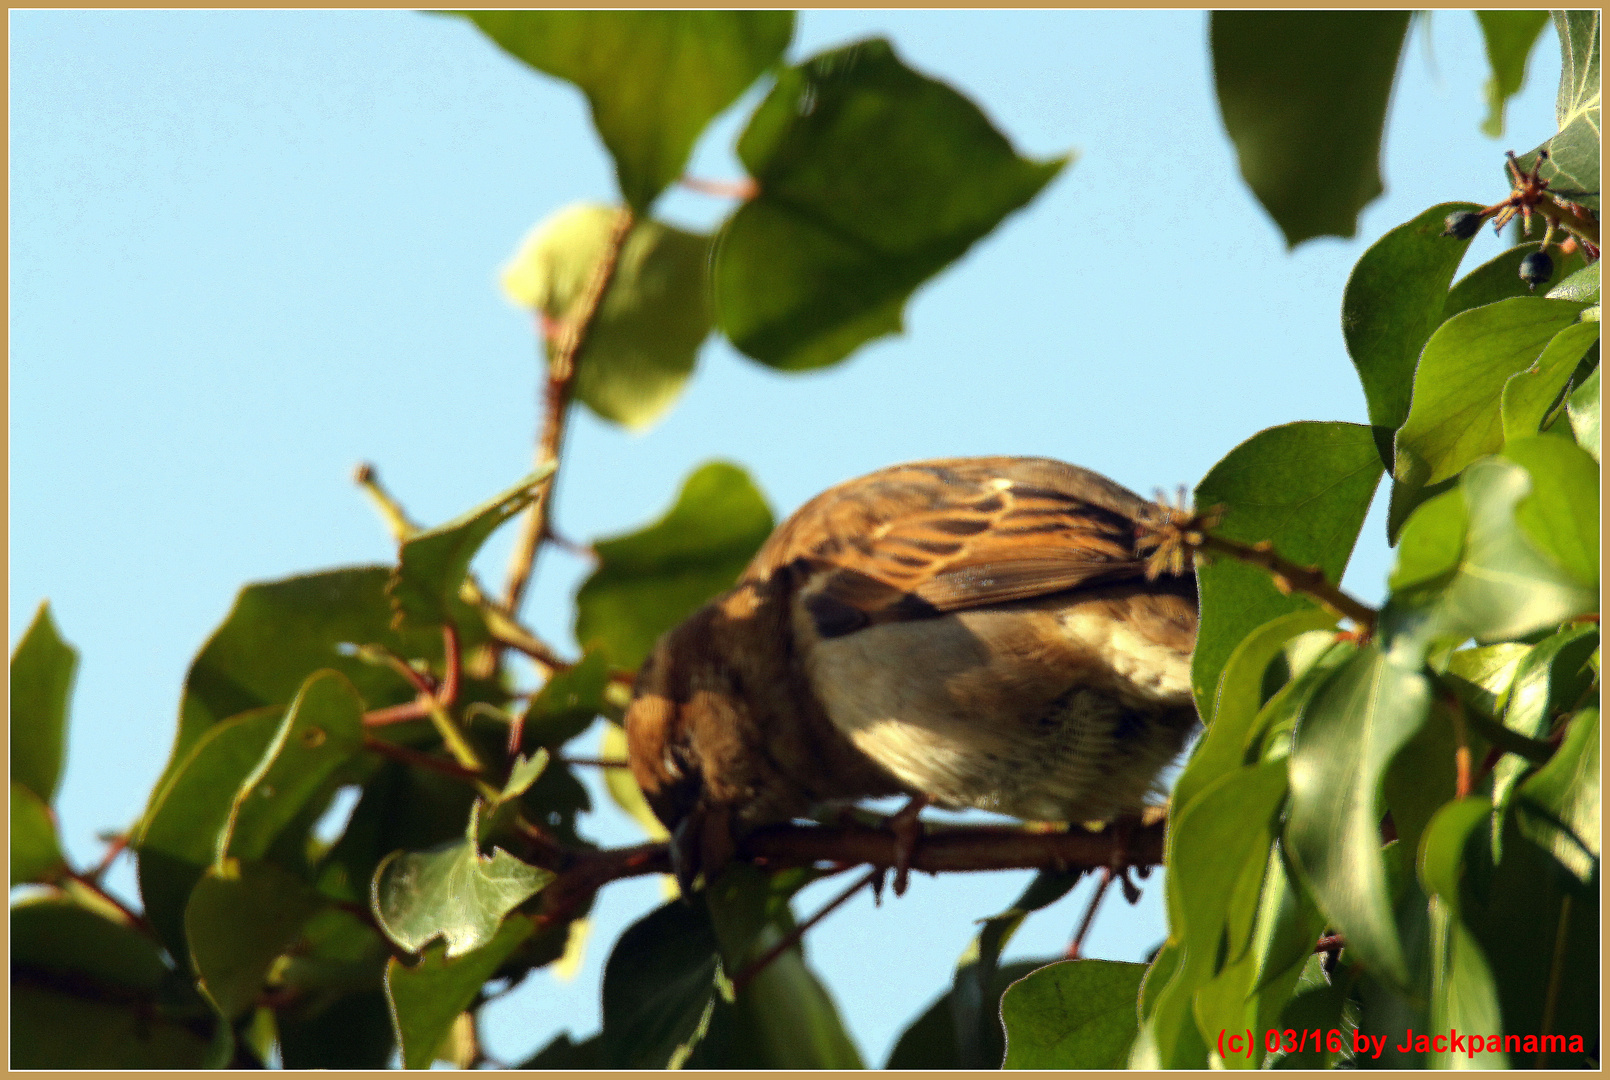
top-left (1066, 868), bottom-right (1114, 959)
top-left (363, 700), bottom-right (431, 728)
top-left (558, 756), bottom-right (631, 769)
top-left (363, 734), bottom-right (482, 784)
top-left (352, 462), bottom-right (421, 542)
top-left (679, 175), bottom-right (759, 200)
top-left (1200, 535), bottom-right (1378, 634)
top-left (503, 207), bottom-right (637, 618)
top-left (731, 868), bottom-right (880, 994)
top-left (87, 834), bottom-right (130, 883)
top-left (62, 871), bottom-right (157, 938)
top-left (440, 623), bottom-right (461, 706)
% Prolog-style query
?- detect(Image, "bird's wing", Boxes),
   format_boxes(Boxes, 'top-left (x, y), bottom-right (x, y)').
top-left (745, 457), bottom-right (1175, 637)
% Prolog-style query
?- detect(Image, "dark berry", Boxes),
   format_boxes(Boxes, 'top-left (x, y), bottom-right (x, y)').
top-left (1442, 210), bottom-right (1482, 240)
top-left (1519, 250), bottom-right (1554, 290)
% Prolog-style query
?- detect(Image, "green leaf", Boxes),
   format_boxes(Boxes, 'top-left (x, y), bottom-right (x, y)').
top-left (279, 987), bottom-right (396, 1068)
top-left (952, 870), bottom-right (1084, 1068)
top-left (1000, 959), bottom-right (1147, 1068)
top-left (11, 781), bottom-right (66, 885)
top-left (1444, 242), bottom-right (1583, 324)
top-left (218, 669), bottom-right (366, 864)
top-left (385, 915), bottom-right (534, 1070)
top-left (1475, 11), bottom-right (1552, 137)
top-left (1513, 11), bottom-right (1600, 215)
top-left (502, 205), bottom-right (714, 429)
top-left (185, 859), bottom-right (323, 1019)
top-left (1498, 435), bottom-right (1599, 586)
top-left (1210, 12), bottom-right (1411, 246)
top-left (1389, 457), bottom-right (1598, 650)
top-left (599, 896), bottom-right (723, 1068)
top-left (1286, 645), bottom-right (1431, 989)
top-left (575, 461), bottom-right (773, 669)
top-left (171, 567), bottom-right (487, 794)
top-left (135, 706), bottom-right (287, 963)
top-left (886, 959), bottom-right (1053, 1069)
top-left (500, 750), bottom-right (549, 803)
top-left (1341, 201), bottom-right (1484, 445)
top-left (389, 469), bottom-right (550, 629)
top-left (1190, 421), bottom-right (1383, 719)
top-left (1441, 642), bottom-right (1531, 720)
top-left (1512, 707), bottom-right (1599, 881)
top-left (521, 1031), bottom-right (605, 1068)
top-left (1394, 297), bottom-right (1588, 488)
top-left (515, 650), bottom-right (609, 753)
top-left (11, 897), bottom-right (209, 1068)
top-left (1548, 260), bottom-right (1601, 305)
top-left (1418, 798), bottom-right (1507, 1068)
top-left (458, 11), bottom-right (793, 211)
top-left (1568, 365), bottom-right (1600, 460)
top-left (371, 806), bottom-right (554, 959)
top-left (714, 37), bottom-right (1067, 370)
top-left (10, 601), bottom-right (78, 804)
top-left (1500, 322), bottom-right (1600, 441)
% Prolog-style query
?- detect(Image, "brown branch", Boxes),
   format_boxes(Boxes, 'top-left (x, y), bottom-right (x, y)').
top-left (558, 756), bottom-right (631, 769)
top-left (1066, 868), bottom-right (1113, 959)
top-left (679, 175), bottom-right (759, 200)
top-left (1199, 535), bottom-right (1378, 634)
top-left (503, 207), bottom-right (637, 618)
top-left (363, 734), bottom-right (481, 784)
top-left (738, 819), bottom-right (1164, 875)
top-left (363, 700), bottom-right (431, 728)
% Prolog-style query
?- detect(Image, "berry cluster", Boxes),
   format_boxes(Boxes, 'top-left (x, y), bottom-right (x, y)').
top-left (1441, 149), bottom-right (1600, 292)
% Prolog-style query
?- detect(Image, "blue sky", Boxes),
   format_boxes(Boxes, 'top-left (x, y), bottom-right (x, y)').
top-left (10, 9), bottom-right (1563, 1067)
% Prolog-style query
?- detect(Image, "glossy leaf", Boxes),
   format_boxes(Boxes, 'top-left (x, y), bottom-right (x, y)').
top-left (11, 897), bottom-right (209, 1068)
top-left (459, 11), bottom-right (793, 211)
top-left (1500, 321), bottom-right (1600, 440)
top-left (1419, 799), bottom-right (1507, 1067)
top-left (715, 37), bottom-right (1066, 370)
top-left (1441, 642), bottom-right (1531, 720)
top-left (186, 859), bottom-right (322, 1019)
top-left (389, 469), bottom-right (550, 629)
top-left (575, 461), bottom-right (772, 669)
top-left (1512, 707), bottom-right (1599, 881)
top-left (136, 707), bottom-right (286, 963)
top-left (1475, 11), bottom-right (1552, 137)
top-left (952, 870), bottom-right (1083, 1068)
top-left (1190, 421), bottom-right (1382, 719)
top-left (1568, 365), bottom-right (1600, 460)
top-left (502, 205), bottom-right (713, 428)
top-left (599, 896), bottom-right (723, 1068)
top-left (1341, 201), bottom-right (1483, 447)
top-left (515, 649), bottom-right (609, 753)
top-left (1000, 959), bottom-right (1146, 1068)
top-left (1498, 435), bottom-right (1599, 586)
top-left (385, 916), bottom-right (534, 1070)
top-left (1513, 11), bottom-right (1600, 215)
top-left (1389, 457), bottom-right (1598, 651)
top-left (11, 780), bottom-right (66, 885)
top-left (10, 601), bottom-right (77, 804)
top-left (371, 805), bottom-right (554, 959)
top-left (1211, 12), bottom-right (1410, 246)
top-left (1287, 645), bottom-right (1431, 989)
top-left (172, 567), bottom-right (483, 789)
top-left (1393, 297), bottom-right (1587, 488)
top-left (1547, 260), bottom-right (1601, 305)
top-left (218, 669), bottom-right (366, 864)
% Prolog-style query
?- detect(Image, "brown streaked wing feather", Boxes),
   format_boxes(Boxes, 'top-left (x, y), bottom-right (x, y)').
top-left (743, 457), bottom-right (1168, 628)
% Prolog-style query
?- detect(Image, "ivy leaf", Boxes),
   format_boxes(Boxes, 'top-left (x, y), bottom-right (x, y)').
top-left (575, 461), bottom-right (773, 669)
top-left (1475, 11), bottom-right (1552, 137)
top-left (1500, 322), bottom-right (1600, 441)
top-left (1210, 12), bottom-right (1411, 246)
top-left (1512, 11), bottom-right (1600, 214)
top-left (502, 205), bottom-right (713, 429)
top-left (11, 781), bottom-right (66, 885)
top-left (599, 896), bottom-right (723, 1068)
top-left (185, 859), bottom-right (323, 1020)
top-left (714, 37), bottom-right (1067, 370)
top-left (1393, 297), bottom-right (1588, 488)
top-left (218, 669), bottom-right (367, 865)
top-left (1341, 201), bottom-right (1483, 452)
top-left (457, 11), bottom-right (794, 211)
top-left (385, 916), bottom-right (534, 1070)
top-left (1190, 421), bottom-right (1382, 720)
top-left (10, 601), bottom-right (78, 804)
top-left (371, 805), bottom-right (554, 959)
top-left (999, 959), bottom-right (1147, 1068)
top-left (1286, 644), bottom-right (1432, 990)
top-left (1567, 365), bottom-right (1601, 461)
top-left (389, 469), bottom-right (551, 630)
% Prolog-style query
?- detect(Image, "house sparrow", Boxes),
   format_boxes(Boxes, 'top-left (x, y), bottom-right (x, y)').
top-left (624, 456), bottom-right (1199, 889)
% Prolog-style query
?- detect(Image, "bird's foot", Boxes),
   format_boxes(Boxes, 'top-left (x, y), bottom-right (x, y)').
top-left (884, 794), bottom-right (929, 897)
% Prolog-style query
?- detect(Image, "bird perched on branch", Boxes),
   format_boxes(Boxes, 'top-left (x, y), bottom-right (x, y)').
top-left (624, 456), bottom-right (1200, 892)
